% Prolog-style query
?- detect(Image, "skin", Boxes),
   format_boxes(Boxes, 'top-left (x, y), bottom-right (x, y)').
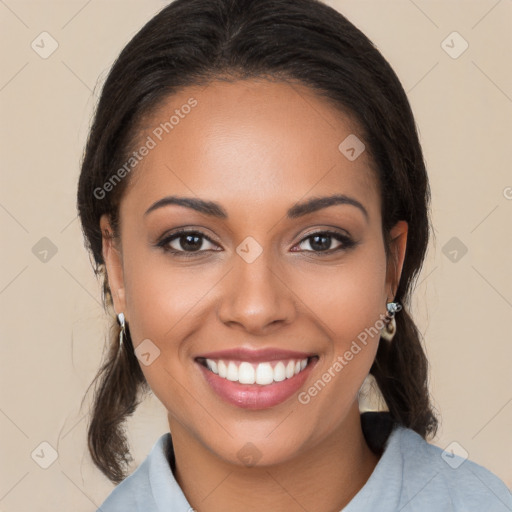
top-left (101, 79), bottom-right (408, 512)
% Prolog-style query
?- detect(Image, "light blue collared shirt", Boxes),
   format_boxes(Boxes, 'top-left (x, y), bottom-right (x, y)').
top-left (97, 419), bottom-right (512, 511)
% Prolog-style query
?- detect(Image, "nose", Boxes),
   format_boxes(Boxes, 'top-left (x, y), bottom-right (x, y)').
top-left (217, 251), bottom-right (297, 335)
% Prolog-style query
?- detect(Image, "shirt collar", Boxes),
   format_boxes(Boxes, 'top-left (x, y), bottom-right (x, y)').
top-left (146, 413), bottom-right (403, 511)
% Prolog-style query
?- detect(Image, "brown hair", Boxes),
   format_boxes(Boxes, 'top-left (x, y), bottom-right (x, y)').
top-left (77, 0), bottom-right (438, 483)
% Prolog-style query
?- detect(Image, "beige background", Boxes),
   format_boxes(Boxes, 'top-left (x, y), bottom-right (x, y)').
top-left (0, 0), bottom-right (511, 509)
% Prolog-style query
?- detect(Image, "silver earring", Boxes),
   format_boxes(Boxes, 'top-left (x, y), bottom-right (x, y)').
top-left (117, 312), bottom-right (126, 349)
top-left (381, 301), bottom-right (399, 341)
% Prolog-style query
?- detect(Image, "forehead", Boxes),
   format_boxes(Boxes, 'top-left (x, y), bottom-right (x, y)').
top-left (121, 79), bottom-right (380, 223)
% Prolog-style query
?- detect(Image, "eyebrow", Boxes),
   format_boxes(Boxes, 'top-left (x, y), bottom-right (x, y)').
top-left (144, 194), bottom-right (368, 221)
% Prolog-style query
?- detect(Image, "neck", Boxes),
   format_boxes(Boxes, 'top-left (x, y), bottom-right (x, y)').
top-left (168, 403), bottom-right (380, 512)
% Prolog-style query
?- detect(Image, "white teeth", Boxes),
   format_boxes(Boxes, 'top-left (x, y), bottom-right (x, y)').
top-left (206, 359), bottom-right (218, 374)
top-left (273, 362), bottom-right (286, 382)
top-left (285, 361), bottom-right (295, 378)
top-left (226, 361), bottom-right (238, 381)
top-left (238, 362), bottom-right (255, 384)
top-left (203, 357), bottom-right (310, 385)
top-left (256, 363), bottom-right (274, 385)
top-left (217, 360), bottom-right (227, 378)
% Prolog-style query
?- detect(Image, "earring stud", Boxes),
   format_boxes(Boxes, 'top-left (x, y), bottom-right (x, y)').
top-left (117, 312), bottom-right (126, 348)
top-left (381, 301), bottom-right (399, 341)
top-left (386, 301), bottom-right (400, 316)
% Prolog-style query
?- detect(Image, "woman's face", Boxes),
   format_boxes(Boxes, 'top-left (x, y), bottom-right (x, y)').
top-left (101, 79), bottom-right (407, 466)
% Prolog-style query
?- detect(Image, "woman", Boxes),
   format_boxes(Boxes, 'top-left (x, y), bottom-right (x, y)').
top-left (77, 0), bottom-right (512, 510)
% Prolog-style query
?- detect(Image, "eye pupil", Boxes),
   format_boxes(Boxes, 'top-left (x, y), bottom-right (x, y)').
top-left (181, 234), bottom-right (202, 251)
top-left (310, 234), bottom-right (331, 251)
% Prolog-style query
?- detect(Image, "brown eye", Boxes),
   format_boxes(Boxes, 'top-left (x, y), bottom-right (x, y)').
top-left (295, 231), bottom-right (355, 253)
top-left (158, 230), bottom-right (220, 255)
top-left (172, 233), bottom-right (205, 252)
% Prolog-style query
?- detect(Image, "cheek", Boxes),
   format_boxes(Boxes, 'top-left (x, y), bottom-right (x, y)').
top-left (120, 253), bottom-right (224, 401)
top-left (293, 244), bottom-right (388, 347)
top-left (120, 256), bottom-right (216, 416)
top-left (291, 243), bottom-right (387, 413)
top-left (123, 255), bottom-right (218, 344)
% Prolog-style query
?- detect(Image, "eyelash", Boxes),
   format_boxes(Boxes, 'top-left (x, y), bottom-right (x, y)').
top-left (156, 228), bottom-right (357, 258)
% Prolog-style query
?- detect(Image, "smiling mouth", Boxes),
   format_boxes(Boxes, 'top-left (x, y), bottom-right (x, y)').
top-left (195, 356), bottom-right (318, 386)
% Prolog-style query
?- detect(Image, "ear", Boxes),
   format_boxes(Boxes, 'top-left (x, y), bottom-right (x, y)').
top-left (385, 220), bottom-right (408, 300)
top-left (99, 214), bottom-right (127, 316)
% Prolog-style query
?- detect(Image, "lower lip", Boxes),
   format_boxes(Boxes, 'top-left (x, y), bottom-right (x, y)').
top-left (197, 359), bottom-right (317, 410)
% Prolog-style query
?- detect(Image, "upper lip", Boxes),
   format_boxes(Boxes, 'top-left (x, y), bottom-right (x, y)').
top-left (195, 347), bottom-right (316, 363)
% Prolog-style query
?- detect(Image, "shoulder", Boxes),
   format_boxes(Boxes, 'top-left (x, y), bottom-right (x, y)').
top-left (96, 434), bottom-right (168, 511)
top-left (97, 454), bottom-right (156, 511)
top-left (393, 425), bottom-right (512, 511)
top-left (97, 433), bottom-right (193, 511)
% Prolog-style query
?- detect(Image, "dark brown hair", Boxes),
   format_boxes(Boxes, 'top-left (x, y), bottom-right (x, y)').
top-left (77, 0), bottom-right (438, 483)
